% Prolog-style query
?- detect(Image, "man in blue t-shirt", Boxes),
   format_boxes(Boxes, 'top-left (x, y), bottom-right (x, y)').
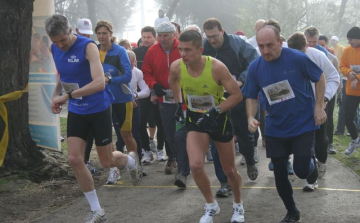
top-left (45, 15), bottom-right (140, 223)
top-left (242, 25), bottom-right (327, 223)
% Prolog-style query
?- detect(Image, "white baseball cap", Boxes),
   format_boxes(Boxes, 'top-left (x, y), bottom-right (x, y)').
top-left (76, 18), bottom-right (93, 35)
top-left (330, 36), bottom-right (339, 41)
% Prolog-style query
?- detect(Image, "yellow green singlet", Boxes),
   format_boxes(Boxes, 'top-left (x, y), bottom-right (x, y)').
top-left (180, 56), bottom-right (225, 113)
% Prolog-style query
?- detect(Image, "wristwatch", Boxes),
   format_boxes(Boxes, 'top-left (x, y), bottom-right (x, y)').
top-left (67, 90), bottom-right (73, 99)
top-left (215, 106), bottom-right (222, 115)
top-left (324, 97), bottom-right (329, 103)
top-left (107, 76), bottom-right (112, 84)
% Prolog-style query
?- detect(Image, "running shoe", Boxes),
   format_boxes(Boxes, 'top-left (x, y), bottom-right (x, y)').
top-left (156, 149), bottom-right (167, 161)
top-left (327, 144), bottom-right (337, 154)
top-left (318, 161), bottom-right (326, 178)
top-left (85, 209), bottom-right (107, 223)
top-left (174, 174), bottom-right (187, 189)
top-left (247, 164), bottom-right (258, 181)
top-left (128, 152), bottom-right (142, 186)
top-left (86, 162), bottom-right (101, 176)
top-left (215, 182), bottom-right (232, 198)
top-left (345, 138), bottom-right (360, 155)
top-left (231, 202), bottom-right (245, 223)
top-left (239, 156), bottom-right (246, 165)
top-left (287, 159), bottom-right (294, 175)
top-left (235, 142), bottom-right (240, 156)
top-left (268, 161), bottom-right (274, 171)
top-left (253, 147), bottom-right (260, 163)
top-left (199, 200), bottom-right (220, 223)
top-left (165, 160), bottom-right (177, 174)
top-left (303, 180), bottom-right (318, 192)
top-left (280, 210), bottom-right (300, 223)
top-left (141, 151), bottom-right (154, 164)
top-left (149, 139), bottom-right (157, 152)
top-left (206, 148), bottom-right (213, 162)
top-left (105, 168), bottom-right (120, 185)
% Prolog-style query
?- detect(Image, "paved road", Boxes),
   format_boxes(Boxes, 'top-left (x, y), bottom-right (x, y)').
top-left (32, 143), bottom-right (360, 223)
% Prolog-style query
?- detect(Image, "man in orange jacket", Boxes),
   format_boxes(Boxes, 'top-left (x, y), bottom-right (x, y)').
top-left (340, 26), bottom-right (360, 155)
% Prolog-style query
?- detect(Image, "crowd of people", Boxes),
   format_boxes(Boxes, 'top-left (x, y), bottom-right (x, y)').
top-left (44, 9), bottom-right (360, 223)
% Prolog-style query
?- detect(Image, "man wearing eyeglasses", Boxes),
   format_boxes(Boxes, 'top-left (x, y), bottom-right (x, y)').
top-left (202, 18), bottom-right (259, 197)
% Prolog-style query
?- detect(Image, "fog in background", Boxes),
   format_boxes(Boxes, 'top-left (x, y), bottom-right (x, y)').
top-left (55, 0), bottom-right (360, 45)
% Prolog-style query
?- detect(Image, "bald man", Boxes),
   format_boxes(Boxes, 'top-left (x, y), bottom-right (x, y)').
top-left (243, 25), bottom-right (326, 223)
top-left (248, 19), bottom-right (265, 48)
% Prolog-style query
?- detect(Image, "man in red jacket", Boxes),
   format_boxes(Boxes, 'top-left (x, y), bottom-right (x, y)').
top-left (142, 22), bottom-right (181, 174)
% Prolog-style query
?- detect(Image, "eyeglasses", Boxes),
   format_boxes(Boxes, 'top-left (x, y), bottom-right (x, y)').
top-left (206, 32), bottom-right (221, 40)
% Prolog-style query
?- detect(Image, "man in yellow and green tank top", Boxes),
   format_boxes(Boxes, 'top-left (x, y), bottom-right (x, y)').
top-left (170, 30), bottom-right (245, 223)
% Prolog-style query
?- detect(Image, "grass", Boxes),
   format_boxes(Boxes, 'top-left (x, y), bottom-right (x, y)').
top-left (328, 101), bottom-right (360, 176)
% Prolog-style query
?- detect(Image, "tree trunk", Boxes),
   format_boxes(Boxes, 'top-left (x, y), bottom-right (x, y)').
top-left (166, 0), bottom-right (181, 20)
top-left (87, 0), bottom-right (97, 41)
top-left (0, 0), bottom-right (44, 170)
top-left (337, 0), bottom-right (348, 34)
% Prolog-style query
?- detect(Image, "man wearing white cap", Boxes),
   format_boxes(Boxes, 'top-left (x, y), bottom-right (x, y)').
top-left (142, 22), bottom-right (181, 176)
top-left (330, 36), bottom-right (345, 62)
top-left (76, 18), bottom-right (93, 38)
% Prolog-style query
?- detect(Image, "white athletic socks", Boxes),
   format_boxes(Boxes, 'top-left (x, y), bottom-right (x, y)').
top-left (126, 155), bottom-right (136, 171)
top-left (84, 189), bottom-right (101, 212)
top-left (109, 167), bottom-right (118, 172)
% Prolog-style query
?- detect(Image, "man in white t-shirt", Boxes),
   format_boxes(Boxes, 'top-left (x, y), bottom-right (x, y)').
top-left (248, 19), bottom-right (265, 48)
top-left (288, 32), bottom-right (340, 190)
top-left (154, 9), bottom-right (170, 29)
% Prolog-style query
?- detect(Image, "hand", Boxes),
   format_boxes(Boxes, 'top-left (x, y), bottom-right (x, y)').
top-left (351, 79), bottom-right (358, 90)
top-left (175, 103), bottom-right (184, 122)
top-left (348, 71), bottom-right (356, 80)
top-left (248, 117), bottom-right (260, 133)
top-left (236, 81), bottom-right (243, 88)
top-left (153, 83), bottom-right (167, 97)
top-left (132, 100), bottom-right (138, 108)
top-left (314, 105), bottom-right (327, 125)
top-left (150, 95), bottom-right (158, 105)
top-left (196, 107), bottom-right (218, 130)
top-left (51, 98), bottom-right (63, 114)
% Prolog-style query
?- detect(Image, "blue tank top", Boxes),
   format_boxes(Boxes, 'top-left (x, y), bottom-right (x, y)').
top-left (51, 35), bottom-right (114, 114)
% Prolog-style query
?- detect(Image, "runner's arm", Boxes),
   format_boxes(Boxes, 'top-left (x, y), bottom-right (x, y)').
top-left (213, 60), bottom-right (242, 112)
top-left (314, 73), bottom-right (327, 125)
top-left (169, 59), bottom-right (182, 103)
top-left (246, 98), bottom-right (260, 133)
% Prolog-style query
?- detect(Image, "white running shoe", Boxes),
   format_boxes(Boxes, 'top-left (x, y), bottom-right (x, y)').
top-left (303, 180), bottom-right (318, 191)
top-left (253, 147), bottom-right (260, 163)
top-left (345, 138), bottom-right (360, 155)
top-left (141, 151), bottom-right (154, 164)
top-left (85, 208), bottom-right (107, 223)
top-left (199, 201), bottom-right (220, 223)
top-left (156, 149), bottom-right (167, 161)
top-left (317, 161), bottom-right (326, 178)
top-left (149, 139), bottom-right (157, 152)
top-left (231, 202), bottom-right (245, 223)
top-left (128, 152), bottom-right (142, 186)
top-left (240, 156), bottom-right (246, 165)
top-left (105, 168), bottom-right (120, 185)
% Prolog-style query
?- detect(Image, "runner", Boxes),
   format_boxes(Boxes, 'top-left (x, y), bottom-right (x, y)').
top-left (243, 25), bottom-right (326, 223)
top-left (45, 15), bottom-right (140, 223)
top-left (95, 20), bottom-right (142, 185)
top-left (170, 30), bottom-right (244, 223)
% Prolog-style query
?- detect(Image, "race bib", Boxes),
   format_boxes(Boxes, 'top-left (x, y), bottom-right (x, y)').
top-left (351, 65), bottom-right (360, 74)
top-left (187, 94), bottom-right (215, 112)
top-left (60, 81), bottom-right (82, 100)
top-left (262, 80), bottom-right (295, 105)
top-left (163, 89), bottom-right (179, 104)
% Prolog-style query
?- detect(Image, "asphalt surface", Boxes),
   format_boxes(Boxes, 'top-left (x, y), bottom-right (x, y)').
top-left (31, 140), bottom-right (360, 223)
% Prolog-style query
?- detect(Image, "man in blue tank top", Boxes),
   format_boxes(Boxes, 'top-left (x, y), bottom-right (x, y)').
top-left (45, 15), bottom-right (140, 223)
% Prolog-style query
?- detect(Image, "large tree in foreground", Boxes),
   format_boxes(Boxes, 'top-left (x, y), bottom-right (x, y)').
top-left (0, 0), bottom-right (44, 170)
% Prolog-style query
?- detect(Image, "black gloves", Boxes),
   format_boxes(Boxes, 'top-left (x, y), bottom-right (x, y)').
top-left (175, 103), bottom-right (184, 122)
top-left (196, 107), bottom-right (218, 131)
top-left (153, 83), bottom-right (167, 97)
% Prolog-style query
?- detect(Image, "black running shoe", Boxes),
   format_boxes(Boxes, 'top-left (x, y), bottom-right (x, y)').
top-left (280, 210), bottom-right (300, 223)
